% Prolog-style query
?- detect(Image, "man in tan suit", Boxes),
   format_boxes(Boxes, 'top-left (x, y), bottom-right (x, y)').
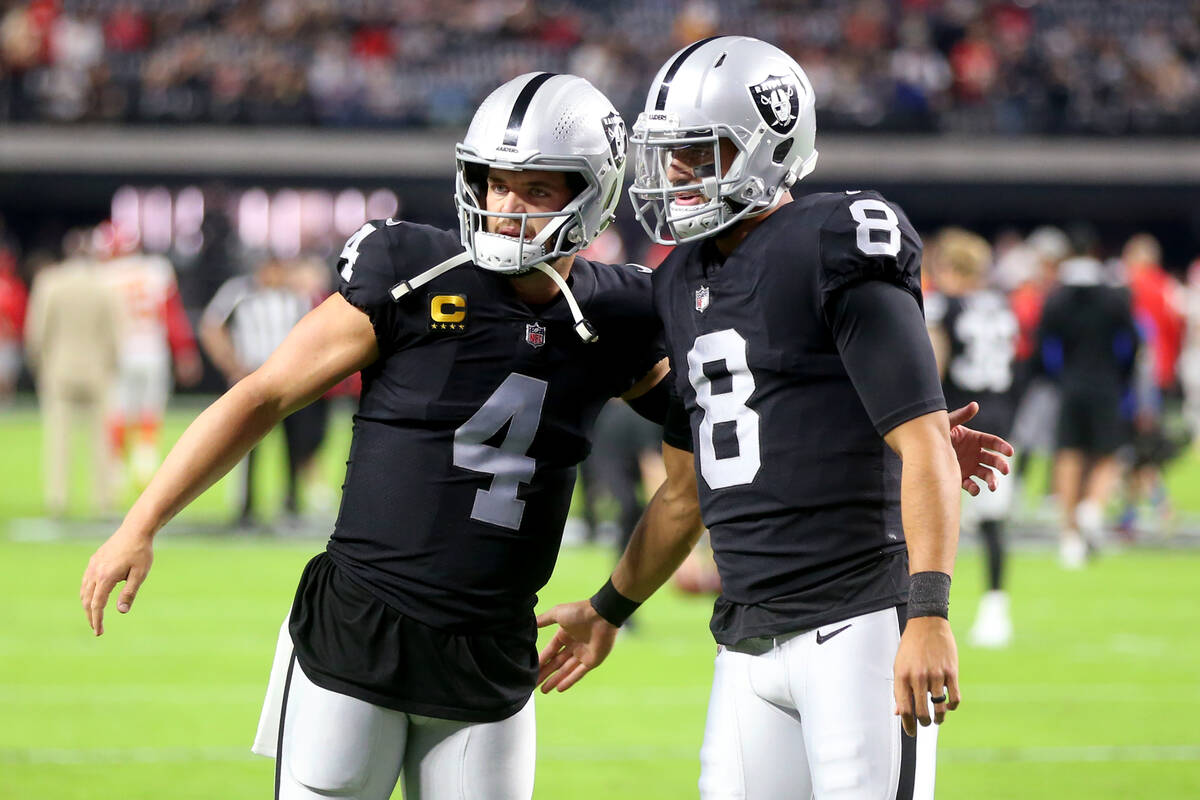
top-left (25, 253), bottom-right (124, 516)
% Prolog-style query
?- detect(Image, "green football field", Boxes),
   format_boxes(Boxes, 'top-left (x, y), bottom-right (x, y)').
top-left (2, 401), bottom-right (1200, 798)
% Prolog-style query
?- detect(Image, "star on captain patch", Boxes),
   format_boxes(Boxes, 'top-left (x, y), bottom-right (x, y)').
top-left (525, 321), bottom-right (546, 348)
top-left (695, 285), bottom-right (711, 313)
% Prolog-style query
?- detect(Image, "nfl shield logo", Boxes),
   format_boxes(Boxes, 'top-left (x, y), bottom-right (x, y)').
top-left (695, 285), bottom-right (711, 313)
top-left (525, 322), bottom-right (546, 348)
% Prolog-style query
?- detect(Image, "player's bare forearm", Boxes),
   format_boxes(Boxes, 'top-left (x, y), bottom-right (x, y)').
top-left (611, 442), bottom-right (705, 601)
top-left (81, 295), bottom-right (377, 636)
top-left (125, 295), bottom-right (377, 539)
top-left (884, 410), bottom-right (962, 735)
top-left (884, 410), bottom-right (960, 575)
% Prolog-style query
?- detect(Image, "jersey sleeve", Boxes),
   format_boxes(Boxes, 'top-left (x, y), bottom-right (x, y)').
top-left (826, 279), bottom-right (946, 436)
top-left (606, 262), bottom-right (670, 394)
top-left (661, 385), bottom-right (694, 452)
top-left (335, 222), bottom-right (413, 355)
top-left (817, 191), bottom-right (923, 312)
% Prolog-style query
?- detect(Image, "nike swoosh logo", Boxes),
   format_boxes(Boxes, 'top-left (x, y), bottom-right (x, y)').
top-left (815, 624), bottom-right (852, 644)
top-left (385, 218), bottom-right (402, 226)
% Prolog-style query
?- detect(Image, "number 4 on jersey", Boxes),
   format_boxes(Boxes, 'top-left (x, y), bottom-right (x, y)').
top-left (453, 373), bottom-right (548, 530)
top-left (339, 222), bottom-right (377, 282)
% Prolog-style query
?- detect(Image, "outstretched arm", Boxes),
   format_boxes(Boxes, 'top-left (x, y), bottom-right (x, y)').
top-left (80, 293), bottom-right (378, 635)
top-left (537, 441), bottom-right (703, 692)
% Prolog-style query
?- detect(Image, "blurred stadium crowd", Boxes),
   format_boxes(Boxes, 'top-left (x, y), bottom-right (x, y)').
top-left (2, 0), bottom-right (1198, 133)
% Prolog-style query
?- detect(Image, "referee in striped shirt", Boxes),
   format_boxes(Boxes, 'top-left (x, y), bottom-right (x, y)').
top-left (201, 257), bottom-right (322, 526)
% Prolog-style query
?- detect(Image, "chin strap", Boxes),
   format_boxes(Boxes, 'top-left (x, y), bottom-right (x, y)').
top-left (389, 251), bottom-right (473, 300)
top-left (389, 249), bottom-right (597, 344)
top-left (531, 261), bottom-right (597, 342)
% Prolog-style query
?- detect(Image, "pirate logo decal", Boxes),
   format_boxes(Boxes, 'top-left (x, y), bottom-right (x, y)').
top-left (602, 112), bottom-right (627, 168)
top-left (748, 74), bottom-right (800, 135)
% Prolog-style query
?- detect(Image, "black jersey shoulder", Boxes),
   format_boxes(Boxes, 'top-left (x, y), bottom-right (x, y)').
top-left (805, 190), bottom-right (924, 310)
top-left (336, 220), bottom-right (463, 353)
top-left (336, 220), bottom-right (461, 310)
top-left (576, 258), bottom-right (656, 320)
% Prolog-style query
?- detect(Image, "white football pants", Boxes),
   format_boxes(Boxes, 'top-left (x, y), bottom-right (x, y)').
top-left (699, 606), bottom-right (938, 800)
top-left (254, 621), bottom-right (536, 800)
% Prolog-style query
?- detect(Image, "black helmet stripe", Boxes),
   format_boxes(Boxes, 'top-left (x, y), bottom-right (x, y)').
top-left (503, 72), bottom-right (559, 146)
top-left (654, 36), bottom-right (728, 111)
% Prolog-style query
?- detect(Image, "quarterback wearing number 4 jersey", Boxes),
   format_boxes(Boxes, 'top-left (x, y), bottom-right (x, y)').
top-left (81, 73), bottom-right (690, 800)
top-left (538, 36), bottom-right (1013, 800)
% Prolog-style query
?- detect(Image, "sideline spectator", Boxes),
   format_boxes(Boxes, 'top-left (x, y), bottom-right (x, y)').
top-left (24, 248), bottom-right (124, 517)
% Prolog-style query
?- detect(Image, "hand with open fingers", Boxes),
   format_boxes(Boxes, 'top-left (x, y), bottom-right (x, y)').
top-left (535, 600), bottom-right (619, 694)
top-left (79, 529), bottom-right (154, 637)
top-left (893, 616), bottom-right (961, 737)
top-left (947, 402), bottom-right (1015, 496)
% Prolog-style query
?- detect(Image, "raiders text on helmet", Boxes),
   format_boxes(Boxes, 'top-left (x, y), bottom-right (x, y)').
top-left (628, 36), bottom-right (819, 245)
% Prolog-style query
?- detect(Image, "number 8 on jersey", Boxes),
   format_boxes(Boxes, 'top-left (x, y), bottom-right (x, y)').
top-left (686, 329), bottom-right (761, 489)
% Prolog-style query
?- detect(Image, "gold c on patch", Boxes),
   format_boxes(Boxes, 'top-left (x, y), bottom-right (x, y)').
top-left (428, 294), bottom-right (468, 333)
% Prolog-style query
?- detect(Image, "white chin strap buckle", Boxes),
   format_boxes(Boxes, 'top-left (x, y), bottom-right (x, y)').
top-left (574, 319), bottom-right (598, 343)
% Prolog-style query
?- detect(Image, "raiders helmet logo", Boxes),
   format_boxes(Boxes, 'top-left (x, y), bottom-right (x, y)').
top-left (602, 112), bottom-right (627, 168)
top-left (748, 74), bottom-right (800, 135)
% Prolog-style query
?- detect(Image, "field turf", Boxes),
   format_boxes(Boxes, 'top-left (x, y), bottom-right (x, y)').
top-left (1, 401), bottom-right (1199, 798)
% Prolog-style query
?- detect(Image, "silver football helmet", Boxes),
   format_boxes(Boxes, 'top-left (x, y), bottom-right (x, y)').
top-left (628, 36), bottom-right (818, 245)
top-left (456, 72), bottom-right (628, 275)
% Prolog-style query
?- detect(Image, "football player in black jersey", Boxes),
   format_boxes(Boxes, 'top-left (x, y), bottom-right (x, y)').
top-left (926, 229), bottom-right (1019, 648)
top-left (538, 37), bottom-right (1012, 800)
top-left (78, 73), bottom-right (690, 800)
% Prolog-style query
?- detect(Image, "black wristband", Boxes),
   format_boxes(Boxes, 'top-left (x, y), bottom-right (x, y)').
top-left (589, 578), bottom-right (642, 627)
top-left (907, 571), bottom-right (951, 620)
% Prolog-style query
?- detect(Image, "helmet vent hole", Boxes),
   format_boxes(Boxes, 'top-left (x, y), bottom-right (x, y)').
top-left (714, 52), bottom-right (727, 68)
top-left (772, 138), bottom-right (793, 164)
top-left (554, 110), bottom-right (582, 141)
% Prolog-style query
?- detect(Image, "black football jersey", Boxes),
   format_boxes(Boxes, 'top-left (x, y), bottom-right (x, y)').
top-left (654, 191), bottom-right (946, 645)
top-left (327, 220), bottom-right (663, 633)
top-left (926, 290), bottom-right (1018, 436)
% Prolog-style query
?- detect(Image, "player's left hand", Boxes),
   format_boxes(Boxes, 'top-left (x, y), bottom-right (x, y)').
top-left (535, 600), bottom-right (619, 694)
top-left (893, 616), bottom-right (961, 737)
top-left (947, 402), bottom-right (1014, 496)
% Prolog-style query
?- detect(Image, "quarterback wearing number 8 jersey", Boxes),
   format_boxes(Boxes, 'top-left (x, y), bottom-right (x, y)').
top-left (538, 36), bottom-right (1013, 800)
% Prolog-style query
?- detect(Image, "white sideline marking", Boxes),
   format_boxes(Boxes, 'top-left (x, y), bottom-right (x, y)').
top-left (2, 744), bottom-right (1197, 766)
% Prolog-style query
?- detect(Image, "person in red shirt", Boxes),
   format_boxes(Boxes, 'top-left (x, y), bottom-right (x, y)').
top-left (0, 247), bottom-right (29, 403)
top-left (1120, 234), bottom-right (1186, 537)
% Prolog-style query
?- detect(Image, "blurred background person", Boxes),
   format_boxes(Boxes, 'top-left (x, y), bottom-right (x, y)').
top-left (1118, 233), bottom-right (1188, 538)
top-left (1037, 228), bottom-right (1140, 569)
top-left (0, 229), bottom-right (27, 405)
top-left (200, 256), bottom-right (315, 527)
top-left (926, 227), bottom-right (1019, 647)
top-left (23, 239), bottom-right (124, 517)
top-left (95, 221), bottom-right (202, 491)
top-left (1182, 259), bottom-right (1200, 445)
top-left (1008, 226), bottom-right (1069, 506)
